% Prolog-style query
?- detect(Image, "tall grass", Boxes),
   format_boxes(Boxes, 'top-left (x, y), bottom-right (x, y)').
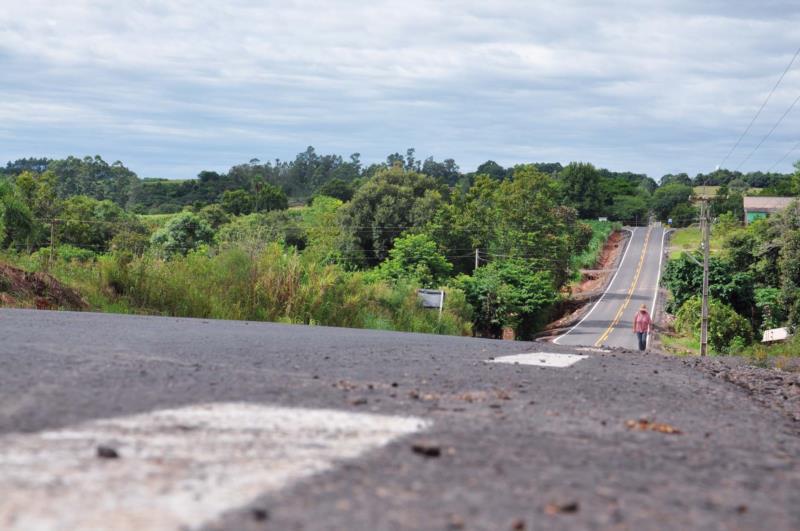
top-left (98, 243), bottom-right (472, 335)
top-left (570, 220), bottom-right (620, 277)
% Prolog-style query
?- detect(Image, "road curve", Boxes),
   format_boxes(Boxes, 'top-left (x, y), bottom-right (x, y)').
top-left (555, 223), bottom-right (666, 349)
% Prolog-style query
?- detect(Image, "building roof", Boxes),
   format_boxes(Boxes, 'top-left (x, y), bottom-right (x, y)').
top-left (743, 196), bottom-right (796, 212)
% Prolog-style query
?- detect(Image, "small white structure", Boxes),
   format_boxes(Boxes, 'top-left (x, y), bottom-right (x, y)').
top-left (762, 327), bottom-right (791, 343)
top-left (417, 289), bottom-right (445, 318)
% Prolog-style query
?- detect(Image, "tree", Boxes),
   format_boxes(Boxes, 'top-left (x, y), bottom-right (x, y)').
top-left (0, 181), bottom-right (35, 249)
top-left (675, 296), bottom-right (753, 354)
top-left (668, 203), bottom-right (699, 228)
top-left (315, 178), bottom-right (354, 202)
top-left (375, 233), bottom-right (452, 287)
top-left (494, 165), bottom-right (583, 287)
top-left (651, 183), bottom-right (693, 222)
top-left (454, 260), bottom-right (558, 339)
top-left (58, 195), bottom-right (142, 251)
top-left (660, 173), bottom-right (691, 187)
top-left (560, 162), bottom-right (603, 218)
top-left (663, 254), bottom-right (755, 319)
top-left (253, 182), bottom-right (288, 212)
top-left (151, 212), bottom-right (215, 257)
top-left (340, 166), bottom-right (447, 264)
top-left (475, 160), bottom-right (511, 181)
top-left (220, 189), bottom-right (254, 215)
top-left (197, 204), bottom-right (230, 229)
top-left (421, 157), bottom-right (461, 185)
top-left (609, 195), bottom-right (648, 223)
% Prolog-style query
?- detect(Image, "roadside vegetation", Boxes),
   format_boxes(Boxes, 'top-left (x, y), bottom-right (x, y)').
top-left (1, 151), bottom-right (799, 343)
top-left (662, 198), bottom-right (800, 361)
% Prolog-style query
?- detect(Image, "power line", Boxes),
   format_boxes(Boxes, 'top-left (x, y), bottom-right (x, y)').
top-left (735, 92), bottom-right (800, 171)
top-left (719, 45), bottom-right (800, 169)
top-left (767, 138), bottom-right (800, 172)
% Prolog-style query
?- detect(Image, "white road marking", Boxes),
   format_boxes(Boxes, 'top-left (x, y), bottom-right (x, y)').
top-left (487, 352), bottom-right (588, 368)
top-left (554, 227), bottom-right (636, 344)
top-left (576, 347), bottom-right (611, 353)
top-left (0, 403), bottom-right (429, 531)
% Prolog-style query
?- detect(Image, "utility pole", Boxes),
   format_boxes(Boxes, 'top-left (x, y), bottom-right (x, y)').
top-left (474, 249), bottom-right (480, 271)
top-left (700, 201), bottom-right (710, 356)
top-left (49, 219), bottom-right (56, 269)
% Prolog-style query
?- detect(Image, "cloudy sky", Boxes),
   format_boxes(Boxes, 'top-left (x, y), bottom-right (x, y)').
top-left (2, 0), bottom-right (800, 179)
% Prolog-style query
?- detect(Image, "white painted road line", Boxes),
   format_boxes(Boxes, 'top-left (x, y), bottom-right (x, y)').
top-left (554, 227), bottom-right (636, 344)
top-left (0, 403), bottom-right (430, 531)
top-left (576, 347), bottom-right (611, 353)
top-left (487, 352), bottom-right (588, 368)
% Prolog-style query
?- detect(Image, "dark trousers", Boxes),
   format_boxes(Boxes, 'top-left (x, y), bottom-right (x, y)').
top-left (636, 332), bottom-right (647, 351)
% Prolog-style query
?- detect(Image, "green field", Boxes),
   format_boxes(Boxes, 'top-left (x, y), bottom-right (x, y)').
top-left (692, 186), bottom-right (762, 199)
top-left (667, 227), bottom-right (724, 259)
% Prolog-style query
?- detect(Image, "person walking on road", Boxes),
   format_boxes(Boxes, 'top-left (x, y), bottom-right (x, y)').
top-left (633, 305), bottom-right (651, 352)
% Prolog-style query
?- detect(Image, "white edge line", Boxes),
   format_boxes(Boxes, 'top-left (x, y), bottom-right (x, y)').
top-left (647, 227), bottom-right (673, 348)
top-left (554, 227), bottom-right (636, 344)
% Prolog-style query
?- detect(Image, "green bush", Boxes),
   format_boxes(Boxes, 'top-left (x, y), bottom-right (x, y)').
top-left (150, 212), bottom-right (215, 257)
top-left (454, 259), bottom-right (558, 339)
top-left (375, 233), bottom-right (452, 288)
top-left (217, 211), bottom-right (307, 251)
top-left (675, 296), bottom-right (753, 354)
top-left (55, 244), bottom-right (97, 262)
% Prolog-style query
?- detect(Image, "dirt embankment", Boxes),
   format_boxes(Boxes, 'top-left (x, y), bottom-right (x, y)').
top-left (543, 230), bottom-right (628, 333)
top-left (0, 263), bottom-right (88, 311)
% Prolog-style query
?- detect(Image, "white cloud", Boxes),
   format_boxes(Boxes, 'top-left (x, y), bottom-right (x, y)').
top-left (1, 0), bottom-right (800, 178)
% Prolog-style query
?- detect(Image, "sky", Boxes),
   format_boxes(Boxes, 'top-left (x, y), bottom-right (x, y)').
top-left (2, 0), bottom-right (800, 180)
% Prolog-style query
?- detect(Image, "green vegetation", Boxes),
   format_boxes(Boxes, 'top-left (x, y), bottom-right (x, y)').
top-left (663, 198), bottom-right (800, 357)
top-left (3, 149), bottom-right (800, 342)
top-left (1, 160), bottom-right (617, 339)
top-left (571, 220), bottom-right (620, 274)
top-left (668, 226), bottom-right (726, 259)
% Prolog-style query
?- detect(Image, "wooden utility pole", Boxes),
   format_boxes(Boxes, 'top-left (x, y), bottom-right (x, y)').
top-left (49, 219), bottom-right (56, 269)
top-left (475, 248), bottom-right (479, 271)
top-left (700, 201), bottom-right (710, 356)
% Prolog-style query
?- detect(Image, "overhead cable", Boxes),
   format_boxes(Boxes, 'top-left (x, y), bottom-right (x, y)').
top-left (718, 45), bottom-right (800, 169)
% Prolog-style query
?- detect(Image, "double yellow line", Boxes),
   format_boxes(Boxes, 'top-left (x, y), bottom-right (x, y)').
top-left (594, 226), bottom-right (653, 347)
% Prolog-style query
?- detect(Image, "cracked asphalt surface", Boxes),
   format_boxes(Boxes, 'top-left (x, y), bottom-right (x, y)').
top-left (1, 308), bottom-right (798, 530)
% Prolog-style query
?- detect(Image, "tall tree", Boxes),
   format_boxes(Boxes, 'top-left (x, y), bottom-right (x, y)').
top-left (560, 162), bottom-right (603, 219)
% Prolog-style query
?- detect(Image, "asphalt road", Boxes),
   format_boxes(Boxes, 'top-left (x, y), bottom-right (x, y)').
top-left (556, 224), bottom-right (667, 350)
top-left (1, 308), bottom-right (798, 530)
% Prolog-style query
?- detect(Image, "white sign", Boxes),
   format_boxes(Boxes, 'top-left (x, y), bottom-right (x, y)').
top-left (417, 289), bottom-right (445, 309)
top-left (762, 327), bottom-right (790, 343)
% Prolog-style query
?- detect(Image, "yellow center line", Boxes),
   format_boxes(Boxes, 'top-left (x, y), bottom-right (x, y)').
top-left (594, 226), bottom-right (653, 347)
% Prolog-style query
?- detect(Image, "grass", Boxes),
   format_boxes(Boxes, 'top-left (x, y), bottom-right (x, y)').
top-left (692, 186), bottom-right (763, 199)
top-left (660, 332), bottom-right (701, 356)
top-left (667, 226), bottom-right (724, 259)
top-left (571, 220), bottom-right (620, 274)
top-left (1, 244), bottom-right (473, 337)
top-left (0, 251), bottom-right (132, 313)
top-left (661, 329), bottom-right (799, 369)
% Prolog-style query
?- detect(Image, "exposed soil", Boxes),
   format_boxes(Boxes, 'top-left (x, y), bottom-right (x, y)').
top-left (0, 263), bottom-right (88, 311)
top-left (542, 230), bottom-right (628, 334)
top-left (572, 230), bottom-right (624, 297)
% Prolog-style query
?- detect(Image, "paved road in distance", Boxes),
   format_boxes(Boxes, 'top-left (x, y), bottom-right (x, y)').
top-left (0, 309), bottom-right (798, 530)
top-left (556, 224), bottom-right (666, 350)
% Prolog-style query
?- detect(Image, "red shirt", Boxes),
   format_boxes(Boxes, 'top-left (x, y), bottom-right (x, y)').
top-left (634, 311), bottom-right (651, 333)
